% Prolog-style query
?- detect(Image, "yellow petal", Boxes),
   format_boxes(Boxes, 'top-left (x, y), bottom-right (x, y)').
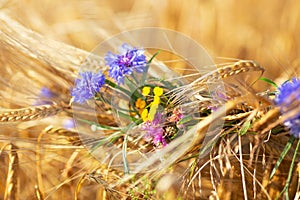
top-left (152, 96), bottom-right (160, 105)
top-left (153, 87), bottom-right (163, 97)
top-left (142, 86), bottom-right (151, 96)
top-left (148, 104), bottom-right (158, 121)
top-left (135, 98), bottom-right (142, 108)
top-left (141, 109), bottom-right (149, 122)
top-left (139, 99), bottom-right (146, 109)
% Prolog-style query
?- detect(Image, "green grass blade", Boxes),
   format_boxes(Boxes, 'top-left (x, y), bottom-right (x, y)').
top-left (90, 131), bottom-right (122, 153)
top-left (177, 115), bottom-right (193, 125)
top-left (105, 79), bottom-right (132, 96)
top-left (276, 139), bottom-right (300, 200)
top-left (148, 50), bottom-right (160, 64)
top-left (199, 138), bottom-right (219, 156)
top-left (285, 139), bottom-right (300, 199)
top-left (124, 76), bottom-right (138, 92)
top-left (141, 50), bottom-right (160, 85)
top-left (116, 110), bottom-right (140, 123)
top-left (239, 121), bottom-right (251, 136)
top-left (270, 136), bottom-right (296, 179)
top-left (259, 77), bottom-right (278, 88)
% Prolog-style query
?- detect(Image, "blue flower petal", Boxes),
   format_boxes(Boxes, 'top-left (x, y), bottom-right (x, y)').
top-left (71, 71), bottom-right (106, 104)
top-left (104, 43), bottom-right (147, 85)
top-left (275, 78), bottom-right (300, 138)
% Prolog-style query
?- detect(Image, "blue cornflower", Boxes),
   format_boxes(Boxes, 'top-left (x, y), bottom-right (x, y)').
top-left (34, 87), bottom-right (54, 105)
top-left (71, 71), bottom-right (106, 104)
top-left (40, 87), bottom-right (54, 99)
top-left (142, 112), bottom-right (167, 147)
top-left (275, 78), bottom-right (300, 138)
top-left (104, 43), bottom-right (147, 84)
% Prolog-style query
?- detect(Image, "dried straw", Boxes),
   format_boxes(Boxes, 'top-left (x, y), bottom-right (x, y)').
top-left (4, 143), bottom-right (19, 200)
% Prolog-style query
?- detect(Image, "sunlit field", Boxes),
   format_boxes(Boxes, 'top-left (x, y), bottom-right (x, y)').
top-left (0, 1), bottom-right (300, 199)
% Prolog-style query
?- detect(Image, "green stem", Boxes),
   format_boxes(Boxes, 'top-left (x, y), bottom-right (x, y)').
top-left (141, 50), bottom-right (160, 85)
top-left (91, 131), bottom-right (122, 153)
top-left (283, 139), bottom-right (300, 199)
top-left (122, 134), bottom-right (130, 174)
top-left (105, 79), bottom-right (131, 97)
top-left (78, 118), bottom-right (121, 131)
top-left (270, 136), bottom-right (295, 179)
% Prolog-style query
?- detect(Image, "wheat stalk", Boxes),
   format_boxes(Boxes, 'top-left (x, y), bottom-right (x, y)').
top-left (4, 143), bottom-right (18, 200)
top-left (77, 167), bottom-right (124, 200)
top-left (43, 126), bottom-right (81, 146)
top-left (0, 13), bottom-right (97, 76)
top-left (34, 185), bottom-right (44, 200)
top-left (170, 60), bottom-right (265, 106)
top-left (0, 104), bottom-right (67, 122)
top-left (216, 60), bottom-right (264, 79)
top-left (0, 6), bottom-right (297, 199)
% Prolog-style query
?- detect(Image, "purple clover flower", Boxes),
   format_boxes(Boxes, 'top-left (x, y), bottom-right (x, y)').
top-left (275, 78), bottom-right (300, 138)
top-left (71, 71), bottom-right (106, 104)
top-left (142, 112), bottom-right (167, 147)
top-left (153, 133), bottom-right (167, 147)
top-left (104, 43), bottom-right (147, 84)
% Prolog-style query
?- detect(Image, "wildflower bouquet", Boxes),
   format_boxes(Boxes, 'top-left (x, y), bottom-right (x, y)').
top-left (71, 43), bottom-right (201, 172)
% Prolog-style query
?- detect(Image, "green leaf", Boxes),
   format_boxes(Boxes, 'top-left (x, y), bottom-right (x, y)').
top-left (177, 154), bottom-right (199, 163)
top-left (140, 65), bottom-right (149, 86)
top-left (116, 110), bottom-right (140, 123)
top-left (259, 77), bottom-right (278, 88)
top-left (90, 131), bottom-right (122, 153)
top-left (177, 115), bottom-right (193, 125)
top-left (105, 79), bottom-right (131, 96)
top-left (199, 138), bottom-right (219, 156)
top-left (160, 79), bottom-right (178, 90)
top-left (124, 76), bottom-right (138, 92)
top-left (270, 136), bottom-right (296, 179)
top-left (141, 50), bottom-right (161, 85)
top-left (239, 121), bottom-right (251, 136)
top-left (148, 50), bottom-right (160, 64)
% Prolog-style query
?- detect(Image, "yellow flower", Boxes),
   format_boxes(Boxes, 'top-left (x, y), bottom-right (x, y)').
top-left (153, 87), bottom-right (163, 97)
top-left (141, 109), bottom-right (149, 122)
top-left (142, 86), bottom-right (151, 96)
top-left (139, 86), bottom-right (163, 122)
top-left (152, 96), bottom-right (160, 105)
top-left (135, 98), bottom-right (141, 108)
top-left (148, 104), bottom-right (158, 121)
top-left (135, 98), bottom-right (146, 109)
top-left (139, 100), bottom-right (146, 109)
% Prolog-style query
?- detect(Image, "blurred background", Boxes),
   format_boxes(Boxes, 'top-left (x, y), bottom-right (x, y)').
top-left (3, 0), bottom-right (300, 81)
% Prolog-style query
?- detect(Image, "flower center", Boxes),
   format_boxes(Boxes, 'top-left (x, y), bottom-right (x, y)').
top-left (119, 55), bottom-right (131, 66)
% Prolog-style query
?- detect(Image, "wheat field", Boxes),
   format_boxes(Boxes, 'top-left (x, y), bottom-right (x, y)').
top-left (0, 1), bottom-right (300, 199)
